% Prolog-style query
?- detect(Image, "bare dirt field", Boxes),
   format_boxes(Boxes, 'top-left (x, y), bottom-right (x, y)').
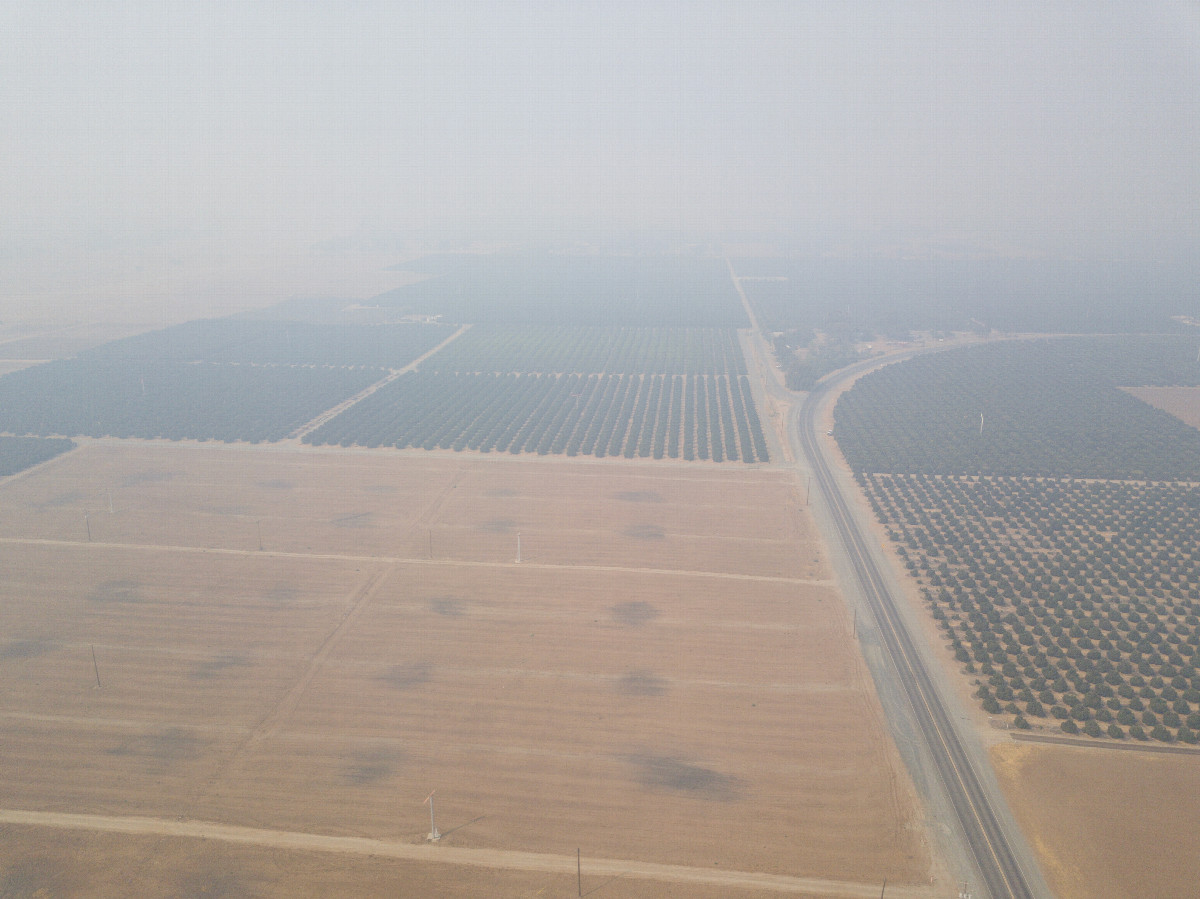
top-left (0, 442), bottom-right (938, 897)
top-left (992, 742), bottom-right (1200, 898)
top-left (1124, 385), bottom-right (1200, 430)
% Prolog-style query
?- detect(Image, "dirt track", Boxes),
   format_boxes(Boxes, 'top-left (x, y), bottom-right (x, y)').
top-left (0, 808), bottom-right (933, 898)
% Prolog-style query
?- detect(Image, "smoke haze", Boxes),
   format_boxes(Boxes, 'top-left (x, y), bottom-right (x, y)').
top-left (3, 2), bottom-right (1198, 323)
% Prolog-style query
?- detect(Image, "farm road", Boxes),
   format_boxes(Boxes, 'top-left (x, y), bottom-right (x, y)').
top-left (0, 536), bottom-right (830, 587)
top-left (289, 323), bottom-right (471, 440)
top-left (0, 808), bottom-right (935, 898)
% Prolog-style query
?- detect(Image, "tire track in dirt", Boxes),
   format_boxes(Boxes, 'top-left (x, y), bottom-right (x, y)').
top-left (199, 563), bottom-right (393, 797)
top-left (0, 808), bottom-right (936, 898)
top-left (0, 536), bottom-right (828, 586)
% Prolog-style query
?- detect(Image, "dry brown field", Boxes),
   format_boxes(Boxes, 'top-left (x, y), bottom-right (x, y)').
top-left (1124, 385), bottom-right (1200, 431)
top-left (0, 442), bottom-right (938, 897)
top-left (992, 742), bottom-right (1200, 898)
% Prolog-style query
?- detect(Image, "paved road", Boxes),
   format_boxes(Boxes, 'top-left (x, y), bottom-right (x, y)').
top-left (795, 367), bottom-right (1040, 899)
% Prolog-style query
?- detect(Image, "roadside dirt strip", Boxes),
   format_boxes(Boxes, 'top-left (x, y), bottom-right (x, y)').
top-left (796, 359), bottom-right (1045, 899)
top-left (0, 809), bottom-right (930, 899)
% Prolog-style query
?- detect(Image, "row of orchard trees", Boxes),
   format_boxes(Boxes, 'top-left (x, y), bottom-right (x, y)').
top-left (836, 335), bottom-right (1200, 743)
top-left (0, 436), bottom-right (76, 476)
top-left (306, 372), bottom-right (769, 463)
top-left (0, 360), bottom-right (381, 443)
top-left (84, 319), bottom-right (453, 369)
top-left (834, 338), bottom-right (1200, 480)
top-left (861, 471), bottom-right (1200, 743)
top-left (423, 326), bottom-right (748, 376)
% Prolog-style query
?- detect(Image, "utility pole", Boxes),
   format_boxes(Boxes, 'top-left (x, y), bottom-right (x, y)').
top-left (425, 791), bottom-right (440, 842)
top-left (91, 645), bottom-right (101, 688)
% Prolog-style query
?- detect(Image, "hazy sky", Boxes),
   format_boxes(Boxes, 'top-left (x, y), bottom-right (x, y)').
top-left (3, 1), bottom-right (1199, 262)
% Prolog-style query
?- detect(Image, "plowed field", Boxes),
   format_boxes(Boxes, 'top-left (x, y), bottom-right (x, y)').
top-left (0, 442), bottom-right (937, 897)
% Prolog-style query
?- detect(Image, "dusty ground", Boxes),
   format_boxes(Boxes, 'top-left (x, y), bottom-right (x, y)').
top-left (0, 442), bottom-right (939, 897)
top-left (991, 742), bottom-right (1200, 899)
top-left (1124, 385), bottom-right (1200, 430)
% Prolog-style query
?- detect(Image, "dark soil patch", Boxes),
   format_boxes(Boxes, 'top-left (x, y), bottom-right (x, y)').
top-left (342, 748), bottom-right (404, 785)
top-left (380, 662), bottom-right (432, 689)
top-left (107, 727), bottom-right (203, 762)
top-left (615, 671), bottom-right (668, 696)
top-left (0, 639), bottom-right (51, 660)
top-left (120, 470), bottom-right (177, 487)
top-left (611, 601), bottom-right (659, 627)
top-left (428, 596), bottom-right (467, 617)
top-left (477, 518), bottom-right (516, 533)
top-left (624, 524), bottom-right (665, 540)
top-left (616, 491), bottom-right (664, 503)
top-left (88, 579), bottom-right (143, 604)
top-left (190, 653), bottom-right (249, 680)
top-left (626, 754), bottom-right (743, 801)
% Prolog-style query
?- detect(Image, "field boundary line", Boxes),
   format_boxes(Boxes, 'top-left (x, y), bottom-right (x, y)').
top-left (0, 537), bottom-right (827, 585)
top-left (202, 564), bottom-right (394, 794)
top-left (0, 808), bottom-right (936, 897)
top-left (1011, 732), bottom-right (1200, 756)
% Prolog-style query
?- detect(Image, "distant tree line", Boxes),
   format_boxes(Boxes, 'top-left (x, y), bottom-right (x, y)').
top-left (0, 360), bottom-right (380, 443)
top-left (834, 337), bottom-right (1200, 481)
top-left (0, 435), bottom-right (76, 476)
top-left (83, 319), bottom-right (452, 369)
top-left (735, 258), bottom-right (1200, 335)
top-left (377, 254), bottom-right (748, 327)
top-left (424, 326), bottom-right (747, 376)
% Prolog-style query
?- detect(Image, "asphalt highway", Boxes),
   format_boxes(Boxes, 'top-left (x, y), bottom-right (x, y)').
top-left (795, 365), bottom-right (1040, 899)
